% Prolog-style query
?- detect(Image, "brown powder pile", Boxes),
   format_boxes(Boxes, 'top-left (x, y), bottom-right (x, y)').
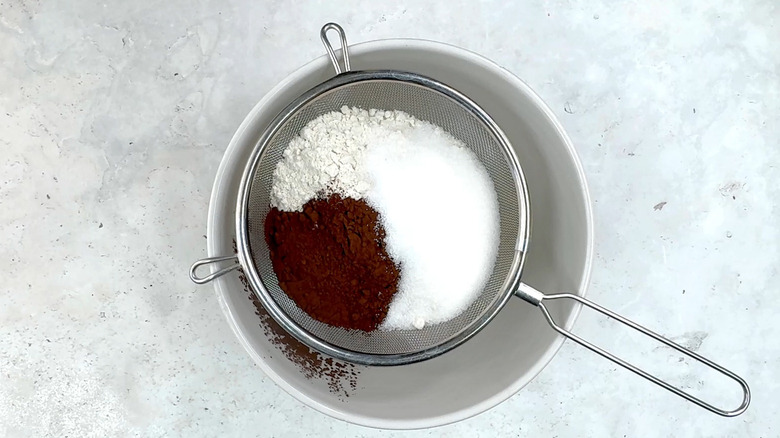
top-left (232, 240), bottom-right (360, 397)
top-left (238, 267), bottom-right (359, 397)
top-left (264, 194), bottom-right (400, 331)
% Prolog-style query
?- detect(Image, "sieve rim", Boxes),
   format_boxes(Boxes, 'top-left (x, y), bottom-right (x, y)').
top-left (235, 70), bottom-right (531, 366)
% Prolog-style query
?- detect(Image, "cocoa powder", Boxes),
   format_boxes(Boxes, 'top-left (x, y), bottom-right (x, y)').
top-left (233, 240), bottom-right (359, 397)
top-left (264, 194), bottom-right (400, 331)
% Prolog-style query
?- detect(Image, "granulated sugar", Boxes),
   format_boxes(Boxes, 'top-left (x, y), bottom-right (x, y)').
top-left (363, 125), bottom-right (500, 330)
top-left (270, 107), bottom-right (500, 330)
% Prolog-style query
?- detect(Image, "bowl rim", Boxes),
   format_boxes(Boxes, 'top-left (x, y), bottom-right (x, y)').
top-left (206, 37), bottom-right (595, 430)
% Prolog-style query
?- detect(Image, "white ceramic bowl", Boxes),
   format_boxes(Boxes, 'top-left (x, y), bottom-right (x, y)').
top-left (205, 39), bottom-right (594, 429)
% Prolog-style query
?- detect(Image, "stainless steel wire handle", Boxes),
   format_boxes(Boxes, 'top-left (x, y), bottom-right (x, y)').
top-left (515, 283), bottom-right (750, 417)
top-left (189, 255), bottom-right (241, 284)
top-left (320, 22), bottom-right (351, 74)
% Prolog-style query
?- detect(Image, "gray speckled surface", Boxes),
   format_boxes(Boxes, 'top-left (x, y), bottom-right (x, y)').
top-left (1, 0), bottom-right (778, 436)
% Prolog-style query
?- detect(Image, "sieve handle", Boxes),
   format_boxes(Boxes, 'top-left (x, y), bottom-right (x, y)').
top-left (515, 283), bottom-right (750, 417)
top-left (320, 22), bottom-right (351, 74)
top-left (189, 255), bottom-right (241, 284)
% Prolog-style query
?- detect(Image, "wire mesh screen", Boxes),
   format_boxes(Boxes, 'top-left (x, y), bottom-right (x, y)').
top-left (245, 76), bottom-right (523, 357)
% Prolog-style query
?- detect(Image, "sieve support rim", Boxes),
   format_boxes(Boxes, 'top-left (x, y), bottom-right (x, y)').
top-left (514, 283), bottom-right (750, 417)
top-left (190, 255), bottom-right (241, 284)
top-left (320, 22), bottom-right (351, 74)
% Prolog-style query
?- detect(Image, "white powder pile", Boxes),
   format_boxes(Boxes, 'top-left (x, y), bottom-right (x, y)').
top-left (364, 127), bottom-right (500, 330)
top-left (270, 106), bottom-right (500, 330)
top-left (271, 107), bottom-right (417, 211)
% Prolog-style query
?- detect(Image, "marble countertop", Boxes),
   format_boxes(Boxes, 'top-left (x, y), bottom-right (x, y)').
top-left (1, 1), bottom-right (777, 436)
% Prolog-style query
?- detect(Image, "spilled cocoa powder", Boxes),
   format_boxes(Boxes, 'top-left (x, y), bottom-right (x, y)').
top-left (233, 240), bottom-right (359, 397)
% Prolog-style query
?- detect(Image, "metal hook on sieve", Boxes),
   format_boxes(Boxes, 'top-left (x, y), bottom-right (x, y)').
top-left (515, 283), bottom-right (750, 417)
top-left (320, 22), bottom-right (351, 74)
top-left (189, 255), bottom-right (241, 284)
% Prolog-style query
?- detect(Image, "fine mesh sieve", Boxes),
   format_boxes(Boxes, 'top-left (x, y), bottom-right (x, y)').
top-left (242, 74), bottom-right (526, 359)
top-left (191, 23), bottom-right (749, 416)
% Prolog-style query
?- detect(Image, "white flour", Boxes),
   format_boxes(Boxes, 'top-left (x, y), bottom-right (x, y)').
top-left (270, 107), bottom-right (500, 330)
top-left (270, 106), bottom-right (418, 211)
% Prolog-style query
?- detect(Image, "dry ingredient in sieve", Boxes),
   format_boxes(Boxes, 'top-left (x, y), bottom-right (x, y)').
top-left (364, 125), bottom-right (500, 330)
top-left (264, 194), bottom-right (400, 331)
top-left (234, 240), bottom-right (360, 397)
top-left (270, 106), bottom-right (500, 330)
top-left (271, 107), bottom-right (421, 211)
